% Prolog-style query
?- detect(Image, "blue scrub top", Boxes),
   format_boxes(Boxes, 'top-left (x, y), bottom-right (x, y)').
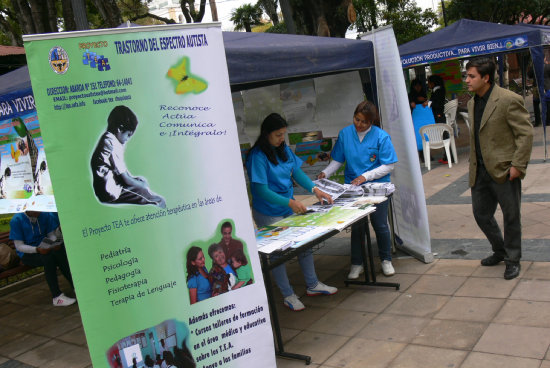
top-left (187, 267), bottom-right (212, 302)
top-left (331, 125), bottom-right (398, 184)
top-left (246, 145), bottom-right (303, 217)
top-left (9, 212), bottom-right (60, 257)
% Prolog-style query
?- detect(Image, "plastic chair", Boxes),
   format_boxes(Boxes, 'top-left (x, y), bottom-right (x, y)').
top-left (444, 99), bottom-right (458, 137)
top-left (459, 112), bottom-right (471, 136)
top-left (419, 124), bottom-right (458, 170)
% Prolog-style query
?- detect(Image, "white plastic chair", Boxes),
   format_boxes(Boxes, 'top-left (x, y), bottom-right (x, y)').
top-left (444, 99), bottom-right (458, 137)
top-left (459, 112), bottom-right (471, 136)
top-left (420, 124), bottom-right (458, 170)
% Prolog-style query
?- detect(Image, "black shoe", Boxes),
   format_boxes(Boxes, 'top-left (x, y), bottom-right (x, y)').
top-left (504, 263), bottom-right (521, 280)
top-left (481, 254), bottom-right (504, 266)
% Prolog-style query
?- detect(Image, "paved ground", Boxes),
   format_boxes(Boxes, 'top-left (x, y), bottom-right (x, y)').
top-left (0, 120), bottom-right (548, 368)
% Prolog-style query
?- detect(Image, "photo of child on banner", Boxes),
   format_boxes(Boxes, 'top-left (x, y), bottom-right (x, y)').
top-left (186, 220), bottom-right (254, 305)
top-left (91, 105), bottom-right (166, 209)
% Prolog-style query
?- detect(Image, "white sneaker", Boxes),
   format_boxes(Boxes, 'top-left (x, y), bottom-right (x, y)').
top-left (283, 294), bottom-right (305, 311)
top-left (347, 264), bottom-right (364, 279)
top-left (381, 260), bottom-right (395, 276)
top-left (306, 281), bottom-right (338, 296)
top-left (52, 293), bottom-right (76, 307)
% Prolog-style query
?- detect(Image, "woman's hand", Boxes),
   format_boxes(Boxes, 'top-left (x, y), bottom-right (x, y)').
top-left (313, 187), bottom-right (333, 205)
top-left (351, 175), bottom-right (366, 186)
top-left (422, 101), bottom-right (429, 107)
top-left (410, 102), bottom-right (416, 109)
top-left (289, 199), bottom-right (307, 214)
top-left (317, 172), bottom-right (326, 180)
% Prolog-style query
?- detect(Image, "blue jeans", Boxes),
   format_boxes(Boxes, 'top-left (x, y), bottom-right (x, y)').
top-left (350, 199), bottom-right (391, 265)
top-left (253, 209), bottom-right (319, 298)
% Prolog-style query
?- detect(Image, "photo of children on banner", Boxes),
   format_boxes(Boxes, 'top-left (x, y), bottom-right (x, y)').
top-left (91, 105), bottom-right (166, 208)
top-left (106, 319), bottom-right (195, 368)
top-left (186, 221), bottom-right (254, 305)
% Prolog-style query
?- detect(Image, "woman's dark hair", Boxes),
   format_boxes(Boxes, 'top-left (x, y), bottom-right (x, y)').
top-left (428, 74), bottom-right (446, 95)
top-left (186, 246), bottom-right (203, 281)
top-left (251, 113), bottom-right (288, 165)
top-left (410, 78), bottom-right (422, 89)
top-left (465, 57), bottom-right (496, 84)
top-left (353, 100), bottom-right (380, 127)
top-left (231, 249), bottom-right (248, 266)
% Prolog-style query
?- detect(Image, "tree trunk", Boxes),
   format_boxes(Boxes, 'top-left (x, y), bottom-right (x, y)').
top-left (91, 0), bottom-right (123, 28)
top-left (28, 0), bottom-right (51, 33)
top-left (10, 0), bottom-right (36, 34)
top-left (46, 0), bottom-right (58, 32)
top-left (61, 0), bottom-right (77, 31)
top-left (209, 0), bottom-right (218, 21)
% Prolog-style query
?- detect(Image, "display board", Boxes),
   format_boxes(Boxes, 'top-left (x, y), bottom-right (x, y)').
top-left (24, 23), bottom-right (275, 368)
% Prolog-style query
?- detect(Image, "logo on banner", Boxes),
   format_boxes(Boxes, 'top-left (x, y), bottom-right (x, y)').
top-left (167, 57), bottom-right (208, 95)
top-left (82, 49), bottom-right (111, 71)
top-left (514, 37), bottom-right (526, 47)
top-left (48, 46), bottom-right (69, 74)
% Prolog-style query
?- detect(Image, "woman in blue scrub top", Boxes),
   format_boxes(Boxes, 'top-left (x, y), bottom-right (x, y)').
top-left (246, 113), bottom-right (336, 311)
top-left (318, 100), bottom-right (398, 279)
top-left (186, 246), bottom-right (212, 304)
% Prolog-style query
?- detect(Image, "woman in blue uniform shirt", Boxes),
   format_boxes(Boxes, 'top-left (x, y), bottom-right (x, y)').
top-left (246, 113), bottom-right (336, 311)
top-left (318, 100), bottom-right (398, 279)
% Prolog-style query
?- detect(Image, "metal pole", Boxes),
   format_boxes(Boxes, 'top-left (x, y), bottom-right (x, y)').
top-left (71, 0), bottom-right (88, 30)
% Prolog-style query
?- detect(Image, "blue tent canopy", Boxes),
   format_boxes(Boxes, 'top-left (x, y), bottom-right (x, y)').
top-left (398, 19), bottom-right (549, 159)
top-left (1, 32), bottom-right (374, 95)
top-left (223, 31), bottom-right (374, 91)
top-left (399, 19), bottom-right (545, 68)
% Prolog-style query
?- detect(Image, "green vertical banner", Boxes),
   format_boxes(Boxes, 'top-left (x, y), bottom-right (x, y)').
top-left (24, 24), bottom-right (275, 368)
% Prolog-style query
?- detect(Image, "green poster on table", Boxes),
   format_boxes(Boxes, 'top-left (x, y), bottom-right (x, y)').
top-left (24, 24), bottom-right (275, 368)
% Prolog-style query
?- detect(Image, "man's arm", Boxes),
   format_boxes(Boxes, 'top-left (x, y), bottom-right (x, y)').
top-left (507, 95), bottom-right (533, 179)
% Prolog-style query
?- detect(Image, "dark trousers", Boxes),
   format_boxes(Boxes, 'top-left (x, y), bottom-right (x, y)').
top-left (471, 164), bottom-right (522, 263)
top-left (21, 246), bottom-right (73, 298)
top-left (351, 199), bottom-right (392, 264)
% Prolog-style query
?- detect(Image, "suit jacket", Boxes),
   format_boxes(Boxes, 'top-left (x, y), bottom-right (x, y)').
top-left (468, 84), bottom-right (533, 187)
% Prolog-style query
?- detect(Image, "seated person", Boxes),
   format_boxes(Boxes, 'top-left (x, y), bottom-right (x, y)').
top-left (230, 249), bottom-right (253, 289)
top-left (218, 221), bottom-right (243, 264)
top-left (91, 105), bottom-right (166, 208)
top-left (9, 211), bottom-right (75, 306)
top-left (207, 243), bottom-right (236, 296)
top-left (408, 78), bottom-right (427, 110)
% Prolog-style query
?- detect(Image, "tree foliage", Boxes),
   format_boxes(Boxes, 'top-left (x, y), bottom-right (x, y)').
top-left (446, 0), bottom-right (550, 25)
top-left (352, 0), bottom-right (437, 44)
top-left (230, 3), bottom-right (263, 32)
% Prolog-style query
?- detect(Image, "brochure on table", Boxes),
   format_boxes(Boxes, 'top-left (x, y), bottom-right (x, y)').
top-left (256, 200), bottom-right (379, 254)
top-left (24, 24), bottom-right (275, 368)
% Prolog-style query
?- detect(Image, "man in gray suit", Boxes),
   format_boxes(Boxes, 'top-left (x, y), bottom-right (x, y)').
top-left (466, 57), bottom-right (533, 280)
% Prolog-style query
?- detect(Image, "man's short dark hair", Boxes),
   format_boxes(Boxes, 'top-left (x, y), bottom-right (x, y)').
top-left (221, 221), bottom-right (232, 233)
top-left (107, 105), bottom-right (138, 133)
top-left (466, 57), bottom-right (495, 84)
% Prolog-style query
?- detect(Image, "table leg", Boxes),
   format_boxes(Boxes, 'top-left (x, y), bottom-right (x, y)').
top-left (261, 254), bottom-right (312, 365)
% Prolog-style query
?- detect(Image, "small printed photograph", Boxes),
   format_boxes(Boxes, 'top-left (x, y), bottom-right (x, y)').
top-left (90, 105), bottom-right (166, 209)
top-left (106, 319), bottom-right (195, 368)
top-left (185, 220), bottom-right (254, 305)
